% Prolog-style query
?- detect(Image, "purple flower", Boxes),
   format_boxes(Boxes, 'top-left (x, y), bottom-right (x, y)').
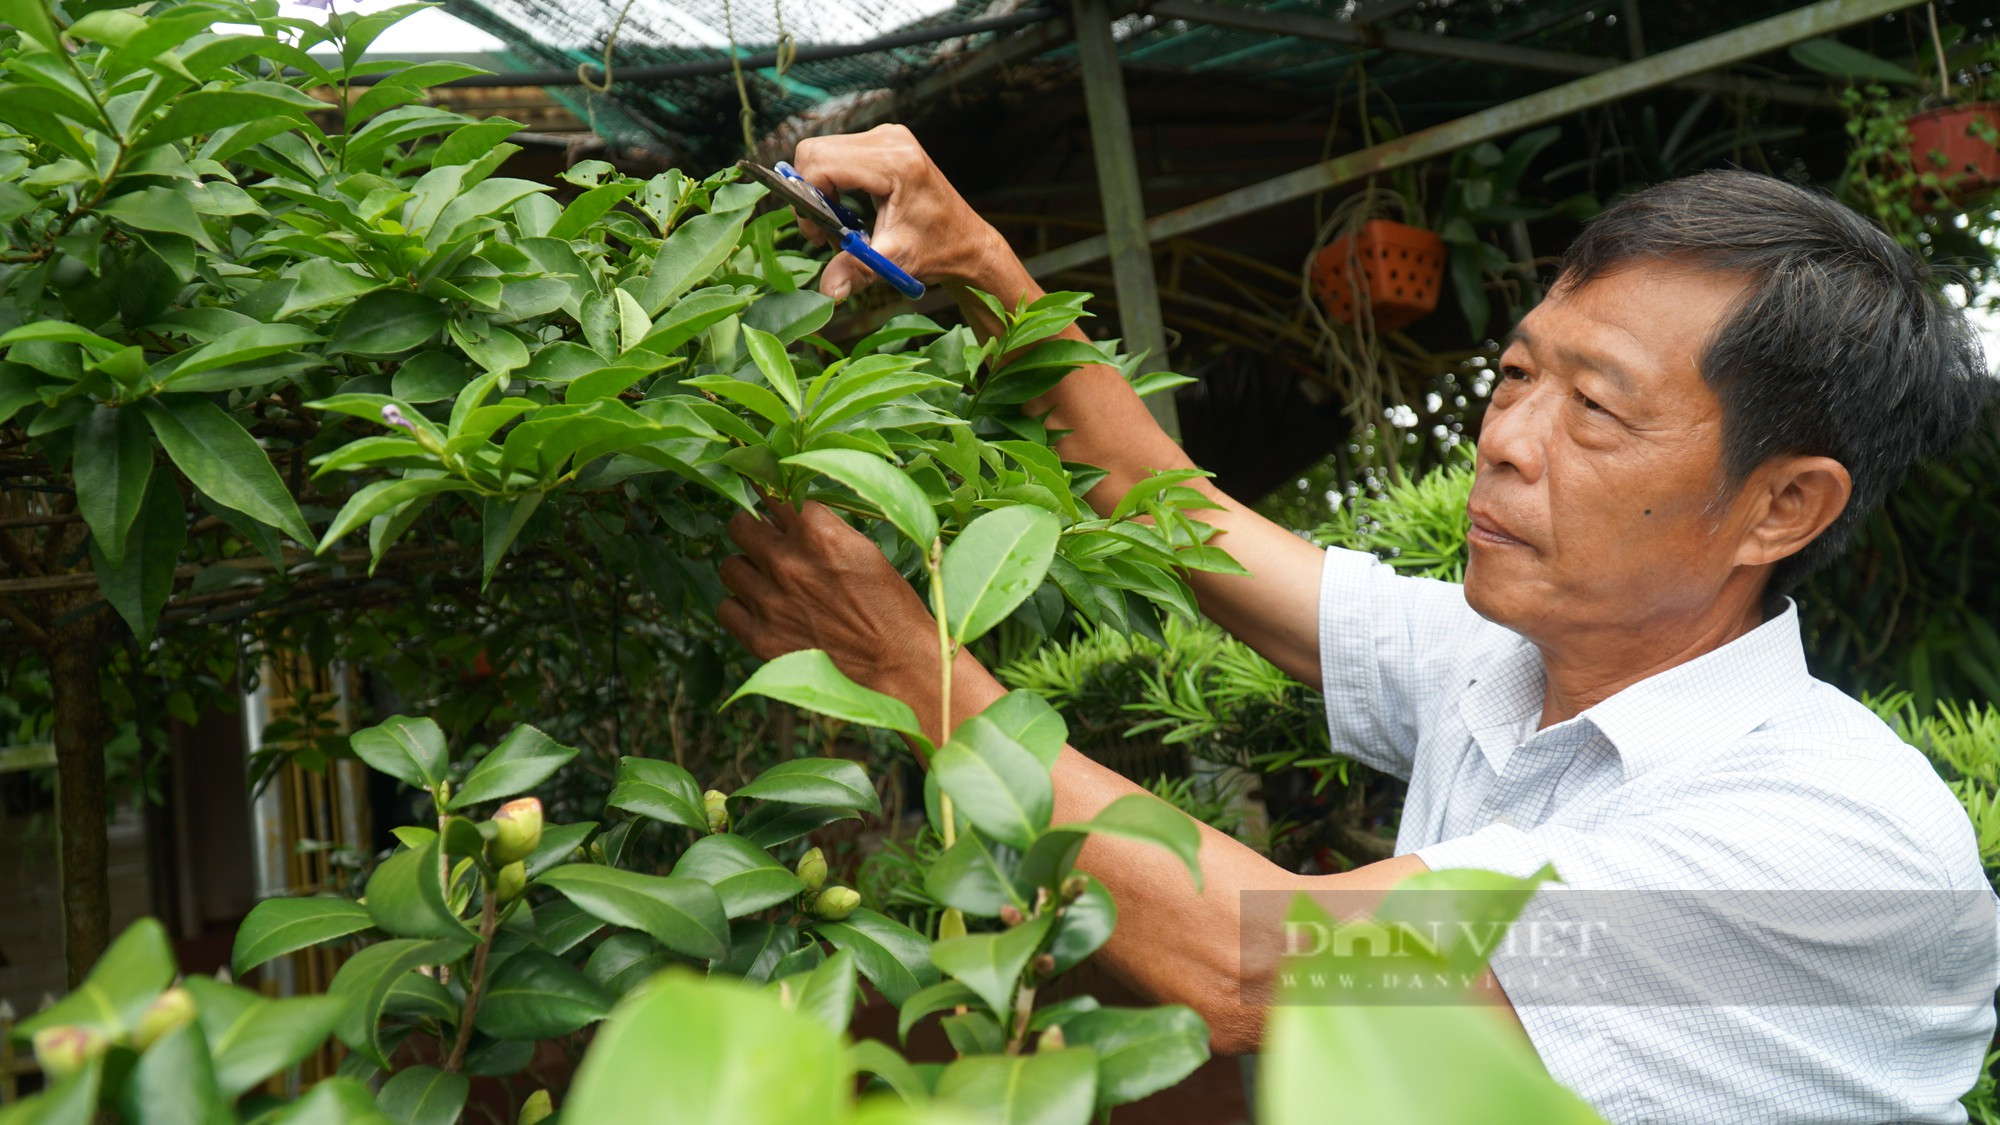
top-left (380, 403), bottom-right (414, 431)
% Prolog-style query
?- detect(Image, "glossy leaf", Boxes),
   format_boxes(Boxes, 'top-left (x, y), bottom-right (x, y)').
top-left (932, 716), bottom-right (1052, 851)
top-left (537, 864), bottom-right (729, 960)
top-left (204, 990), bottom-right (348, 1101)
top-left (15, 917), bottom-right (175, 1037)
top-left (89, 473), bottom-right (185, 643)
top-left (376, 1065), bottom-right (470, 1125)
top-left (565, 969), bottom-right (847, 1123)
top-left (783, 448), bottom-right (939, 550)
top-left (607, 757), bottom-right (706, 830)
top-left (639, 205), bottom-right (752, 314)
top-left (898, 979), bottom-right (983, 1044)
top-left (733, 756), bottom-right (881, 813)
top-left (942, 506), bottom-right (1060, 646)
top-left (73, 404), bottom-right (152, 566)
top-left (1061, 794), bottom-right (1203, 891)
top-left (725, 649), bottom-right (923, 742)
top-left (782, 947), bottom-right (858, 1034)
top-left (277, 1076), bottom-right (394, 1125)
top-left (670, 834), bottom-right (807, 917)
top-left (1047, 875), bottom-right (1116, 973)
top-left (448, 723), bottom-right (578, 808)
top-left (934, 1047), bottom-right (1100, 1125)
top-left (363, 840), bottom-right (475, 941)
top-left (475, 950), bottom-right (615, 1039)
top-left (328, 938), bottom-right (473, 1069)
top-left (929, 912), bottom-right (1053, 1021)
top-left (925, 832), bottom-right (1023, 916)
top-left (139, 396), bottom-right (310, 543)
top-left (232, 896), bottom-right (374, 976)
top-left (712, 920), bottom-right (799, 985)
top-left (349, 714), bottom-right (448, 791)
top-left (329, 290), bottom-right (448, 357)
top-left (1062, 1006), bottom-right (1210, 1110)
top-left (814, 907), bottom-right (939, 1006)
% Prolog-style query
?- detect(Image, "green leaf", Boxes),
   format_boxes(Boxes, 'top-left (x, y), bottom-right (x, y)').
top-left (548, 180), bottom-right (639, 240)
top-left (973, 690), bottom-right (1068, 769)
top-left (537, 864), bottom-right (730, 960)
top-left (364, 840), bottom-right (475, 941)
top-left (742, 288), bottom-right (834, 345)
top-left (683, 372), bottom-right (792, 426)
top-left (942, 506), bottom-right (1060, 646)
top-left (479, 492), bottom-right (541, 587)
top-left (390, 351), bottom-right (469, 403)
top-left (733, 803), bottom-right (860, 850)
top-left (204, 991), bottom-right (348, 1102)
top-left (118, 1020), bottom-right (220, 1125)
top-left (734, 756), bottom-right (881, 813)
top-left (15, 918), bottom-right (175, 1038)
top-left (320, 478), bottom-right (474, 553)
top-left (524, 820), bottom-right (596, 881)
top-left (427, 177), bottom-right (550, 251)
top-left (163, 324), bottom-right (323, 384)
top-left (0, 0), bottom-right (63, 51)
top-left (141, 83), bottom-right (321, 147)
top-left (639, 206), bottom-right (752, 315)
top-left (814, 907), bottom-right (939, 1006)
top-left (742, 325), bottom-right (800, 412)
top-left (474, 950), bottom-right (615, 1040)
top-left (850, 1038), bottom-right (937, 1107)
top-left (139, 396), bottom-right (310, 543)
top-left (1788, 37), bottom-right (1923, 87)
top-left (929, 912), bottom-right (1053, 1021)
top-left (1110, 469), bottom-right (1211, 522)
top-left (1061, 794), bottom-right (1202, 891)
top-left (783, 947), bottom-right (859, 1034)
top-left (232, 896), bottom-right (374, 976)
top-left (1062, 1006), bottom-right (1210, 1110)
top-left (614, 287), bottom-right (651, 355)
top-left (565, 970), bottom-right (847, 1123)
top-left (349, 714), bottom-right (448, 791)
top-left (98, 186), bottom-right (214, 250)
top-left (633, 287), bottom-right (754, 354)
top-left (271, 1076), bottom-right (392, 1125)
top-left (586, 932), bottom-right (673, 995)
top-left (934, 1047), bottom-right (1100, 1125)
top-left (376, 1065), bottom-right (469, 1125)
top-left (328, 938), bottom-right (472, 1069)
top-left (713, 920), bottom-right (800, 984)
top-left (670, 834), bottom-right (807, 918)
top-left (449, 723), bottom-right (578, 808)
top-left (74, 405), bottom-right (152, 566)
top-left (608, 756), bottom-right (706, 830)
top-left (1370, 864), bottom-right (1556, 980)
top-left (898, 979), bottom-right (984, 1044)
top-left (535, 899), bottom-right (604, 956)
top-left (88, 472), bottom-right (184, 643)
top-left (925, 831), bottom-right (1024, 916)
top-left (725, 650), bottom-right (923, 742)
top-left (329, 290), bottom-right (449, 357)
top-left (932, 716), bottom-right (1052, 851)
top-left (1047, 875), bottom-right (1115, 974)
top-left (782, 449), bottom-right (939, 551)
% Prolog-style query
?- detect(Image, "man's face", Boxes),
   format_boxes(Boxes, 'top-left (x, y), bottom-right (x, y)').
top-left (1464, 264), bottom-right (1761, 643)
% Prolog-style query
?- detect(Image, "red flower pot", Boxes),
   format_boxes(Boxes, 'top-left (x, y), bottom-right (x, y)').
top-left (1905, 102), bottom-right (2000, 212)
top-left (1309, 219), bottom-right (1447, 333)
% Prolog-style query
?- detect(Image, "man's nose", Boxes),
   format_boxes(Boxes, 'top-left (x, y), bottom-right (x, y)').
top-left (1477, 383), bottom-right (1553, 485)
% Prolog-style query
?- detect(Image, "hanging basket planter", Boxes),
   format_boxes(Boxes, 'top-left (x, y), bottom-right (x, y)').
top-left (1905, 102), bottom-right (2000, 212)
top-left (1309, 219), bottom-right (1447, 333)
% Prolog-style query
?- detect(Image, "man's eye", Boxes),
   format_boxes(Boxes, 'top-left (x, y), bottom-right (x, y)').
top-left (1577, 391), bottom-right (1606, 412)
top-left (1500, 365), bottom-right (1528, 381)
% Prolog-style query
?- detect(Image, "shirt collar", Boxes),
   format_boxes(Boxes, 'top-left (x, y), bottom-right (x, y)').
top-left (1459, 600), bottom-right (1814, 780)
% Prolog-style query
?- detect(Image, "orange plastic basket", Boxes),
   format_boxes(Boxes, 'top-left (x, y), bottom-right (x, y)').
top-left (1310, 219), bottom-right (1447, 333)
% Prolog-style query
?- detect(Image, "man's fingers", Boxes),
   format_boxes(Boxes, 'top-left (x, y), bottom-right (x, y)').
top-left (792, 130), bottom-right (902, 201)
top-left (726, 508), bottom-right (784, 564)
top-left (716, 597), bottom-right (761, 651)
top-left (718, 554), bottom-right (779, 606)
top-left (821, 251), bottom-right (879, 301)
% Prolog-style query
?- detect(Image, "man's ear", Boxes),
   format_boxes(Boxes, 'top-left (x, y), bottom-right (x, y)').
top-left (1736, 455), bottom-right (1852, 569)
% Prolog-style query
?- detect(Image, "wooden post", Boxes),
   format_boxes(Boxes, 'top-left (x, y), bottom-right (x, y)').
top-left (48, 595), bottom-right (109, 988)
top-left (1073, 0), bottom-right (1181, 439)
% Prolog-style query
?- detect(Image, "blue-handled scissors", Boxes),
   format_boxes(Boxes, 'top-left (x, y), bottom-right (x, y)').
top-left (736, 159), bottom-right (926, 301)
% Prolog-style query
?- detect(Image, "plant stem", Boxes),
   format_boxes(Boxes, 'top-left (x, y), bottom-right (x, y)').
top-left (444, 881), bottom-right (501, 1073)
top-left (926, 537), bottom-right (957, 848)
top-left (1005, 980), bottom-right (1037, 1055)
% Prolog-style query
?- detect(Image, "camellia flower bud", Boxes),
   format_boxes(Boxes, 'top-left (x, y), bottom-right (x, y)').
top-left (1031, 953), bottom-right (1056, 977)
top-left (495, 860), bottom-right (527, 903)
top-left (999, 904), bottom-right (1025, 927)
top-left (811, 885), bottom-right (860, 921)
top-left (1038, 1025), bottom-right (1067, 1052)
top-left (1060, 874), bottom-right (1089, 903)
top-left (703, 790), bottom-right (730, 835)
top-left (132, 987), bottom-right (196, 1051)
top-left (795, 847), bottom-right (827, 892)
top-left (518, 1089), bottom-right (554, 1124)
top-left (32, 1026), bottom-right (107, 1079)
top-left (487, 798), bottom-right (544, 865)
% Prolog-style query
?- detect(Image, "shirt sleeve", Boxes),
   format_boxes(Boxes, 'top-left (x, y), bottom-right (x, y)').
top-left (1317, 546), bottom-right (1489, 780)
top-left (1414, 749), bottom-right (1999, 1123)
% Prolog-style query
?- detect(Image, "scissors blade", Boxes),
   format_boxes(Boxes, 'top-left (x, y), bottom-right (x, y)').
top-left (736, 159), bottom-right (845, 235)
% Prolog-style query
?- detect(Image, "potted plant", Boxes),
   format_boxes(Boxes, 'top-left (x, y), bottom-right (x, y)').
top-left (1792, 30), bottom-right (2000, 240)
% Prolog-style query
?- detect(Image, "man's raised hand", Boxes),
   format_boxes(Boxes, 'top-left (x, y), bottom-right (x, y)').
top-left (789, 125), bottom-right (1012, 300)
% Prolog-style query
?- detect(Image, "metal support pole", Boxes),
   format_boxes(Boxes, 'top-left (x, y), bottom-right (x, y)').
top-left (1027, 0), bottom-right (1924, 278)
top-left (1074, 0), bottom-right (1180, 438)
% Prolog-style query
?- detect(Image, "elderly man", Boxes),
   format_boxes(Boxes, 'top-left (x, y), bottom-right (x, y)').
top-left (716, 126), bottom-right (1997, 1121)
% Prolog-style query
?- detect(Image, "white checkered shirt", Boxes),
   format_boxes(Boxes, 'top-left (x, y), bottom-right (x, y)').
top-left (1316, 546), bottom-right (1999, 1123)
